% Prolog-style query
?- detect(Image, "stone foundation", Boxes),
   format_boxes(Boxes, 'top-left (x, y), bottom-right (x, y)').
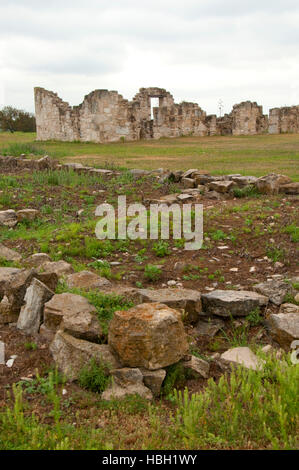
top-left (34, 86), bottom-right (299, 143)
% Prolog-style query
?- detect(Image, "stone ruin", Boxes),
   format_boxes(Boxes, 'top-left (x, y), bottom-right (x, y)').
top-left (34, 86), bottom-right (299, 143)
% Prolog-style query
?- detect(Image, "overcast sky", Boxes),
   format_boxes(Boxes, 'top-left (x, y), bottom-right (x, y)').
top-left (0, 0), bottom-right (299, 116)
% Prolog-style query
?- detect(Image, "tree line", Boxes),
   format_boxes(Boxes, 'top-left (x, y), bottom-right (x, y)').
top-left (0, 106), bottom-right (36, 133)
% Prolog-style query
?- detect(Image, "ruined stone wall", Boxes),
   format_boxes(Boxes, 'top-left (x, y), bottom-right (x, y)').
top-left (35, 88), bottom-right (80, 141)
top-left (269, 106), bottom-right (299, 134)
top-left (35, 86), bottom-right (211, 142)
top-left (34, 87), bottom-right (299, 143)
top-left (231, 101), bottom-right (268, 136)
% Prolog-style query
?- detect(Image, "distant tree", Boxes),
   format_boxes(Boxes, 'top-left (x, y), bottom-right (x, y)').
top-left (0, 106), bottom-right (36, 133)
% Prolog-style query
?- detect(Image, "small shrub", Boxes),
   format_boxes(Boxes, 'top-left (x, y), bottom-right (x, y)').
top-left (246, 308), bottom-right (263, 326)
top-left (152, 240), bottom-right (170, 257)
top-left (233, 185), bottom-right (260, 198)
top-left (211, 229), bottom-right (227, 241)
top-left (78, 358), bottom-right (111, 393)
top-left (283, 224), bottom-right (299, 243)
top-left (162, 363), bottom-right (189, 398)
top-left (24, 342), bottom-right (38, 351)
top-left (144, 264), bottom-right (162, 282)
top-left (266, 245), bottom-right (285, 263)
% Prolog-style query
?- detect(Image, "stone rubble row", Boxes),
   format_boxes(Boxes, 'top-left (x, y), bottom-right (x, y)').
top-left (0, 247), bottom-right (298, 399)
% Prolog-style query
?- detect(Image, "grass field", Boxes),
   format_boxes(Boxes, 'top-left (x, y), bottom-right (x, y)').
top-left (0, 131), bottom-right (298, 450)
top-left (0, 131), bottom-right (299, 180)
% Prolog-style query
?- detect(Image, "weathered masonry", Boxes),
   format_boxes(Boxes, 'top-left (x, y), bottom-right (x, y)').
top-left (34, 87), bottom-right (299, 143)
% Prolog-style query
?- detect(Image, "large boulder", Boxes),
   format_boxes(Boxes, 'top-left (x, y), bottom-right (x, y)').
top-left (17, 278), bottom-right (54, 335)
top-left (254, 279), bottom-right (295, 306)
top-left (221, 347), bottom-right (262, 371)
top-left (65, 271), bottom-right (111, 290)
top-left (201, 290), bottom-right (268, 317)
top-left (108, 302), bottom-right (189, 370)
top-left (50, 330), bottom-right (120, 381)
top-left (266, 312), bottom-right (299, 349)
top-left (102, 368), bottom-right (153, 401)
top-left (0, 210), bottom-right (18, 227)
top-left (0, 244), bottom-right (21, 262)
top-left (136, 288), bottom-right (202, 323)
top-left (43, 292), bottom-right (102, 342)
top-left (255, 173), bottom-right (291, 195)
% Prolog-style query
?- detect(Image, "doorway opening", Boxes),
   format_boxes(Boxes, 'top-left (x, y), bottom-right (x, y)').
top-left (150, 97), bottom-right (159, 120)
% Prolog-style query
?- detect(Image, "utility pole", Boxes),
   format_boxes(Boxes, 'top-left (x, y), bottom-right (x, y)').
top-left (218, 99), bottom-right (224, 118)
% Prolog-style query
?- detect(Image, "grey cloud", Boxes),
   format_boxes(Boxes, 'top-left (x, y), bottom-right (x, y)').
top-left (1, 1), bottom-right (298, 115)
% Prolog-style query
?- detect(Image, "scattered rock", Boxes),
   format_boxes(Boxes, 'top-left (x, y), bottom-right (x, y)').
top-left (266, 312), bottom-right (299, 349)
top-left (65, 271), bottom-right (111, 290)
top-left (6, 357), bottom-right (16, 368)
top-left (137, 288), bottom-right (202, 323)
top-left (261, 344), bottom-right (274, 354)
top-left (0, 243), bottom-right (22, 262)
top-left (206, 190), bottom-right (224, 200)
top-left (159, 194), bottom-right (179, 204)
top-left (130, 169), bottom-right (150, 177)
top-left (50, 330), bottom-right (119, 381)
top-left (35, 272), bottom-right (58, 292)
top-left (231, 176), bottom-right (258, 187)
top-left (182, 169), bottom-right (198, 179)
top-left (26, 253), bottom-right (51, 268)
top-left (0, 341), bottom-right (4, 365)
top-left (279, 182), bottom-right (299, 195)
top-left (221, 347), bottom-right (262, 370)
top-left (201, 289), bottom-right (268, 317)
top-left (0, 267), bottom-right (20, 298)
top-left (16, 209), bottom-right (39, 221)
top-left (0, 296), bottom-right (17, 324)
top-left (140, 368), bottom-right (166, 396)
top-left (40, 260), bottom-right (74, 277)
top-left (0, 210), bottom-right (18, 227)
top-left (279, 303), bottom-right (299, 315)
top-left (208, 180), bottom-right (236, 193)
top-left (254, 279), bottom-right (295, 306)
top-left (4, 268), bottom-right (36, 314)
top-left (181, 355), bottom-right (210, 379)
top-left (176, 193), bottom-right (194, 201)
top-left (44, 293), bottom-right (101, 342)
top-left (182, 177), bottom-right (195, 189)
top-left (194, 318), bottom-right (225, 338)
top-left (255, 174), bottom-right (291, 195)
top-left (108, 302), bottom-right (189, 370)
top-left (102, 368), bottom-right (153, 401)
top-left (17, 279), bottom-right (54, 335)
